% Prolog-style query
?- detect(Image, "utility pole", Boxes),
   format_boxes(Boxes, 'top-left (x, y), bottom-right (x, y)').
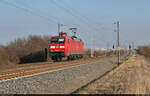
top-left (107, 42), bottom-right (110, 51)
top-left (117, 21), bottom-right (121, 65)
top-left (91, 34), bottom-right (94, 58)
top-left (112, 43), bottom-right (115, 55)
top-left (114, 21), bottom-right (121, 65)
top-left (58, 23), bottom-right (61, 34)
top-left (129, 42), bottom-right (132, 55)
top-left (58, 24), bottom-right (66, 34)
top-left (106, 42), bottom-right (110, 56)
top-left (132, 42), bottom-right (134, 50)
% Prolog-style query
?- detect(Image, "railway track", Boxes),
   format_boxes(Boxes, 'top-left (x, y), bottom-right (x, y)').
top-left (71, 55), bottom-right (131, 94)
top-left (0, 56), bottom-right (115, 81)
top-left (71, 65), bottom-right (118, 94)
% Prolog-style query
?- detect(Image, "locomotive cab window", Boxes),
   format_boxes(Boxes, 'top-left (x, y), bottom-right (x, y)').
top-left (50, 38), bottom-right (65, 43)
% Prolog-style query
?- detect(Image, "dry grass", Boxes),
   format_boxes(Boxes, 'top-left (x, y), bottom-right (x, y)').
top-left (78, 55), bottom-right (150, 94)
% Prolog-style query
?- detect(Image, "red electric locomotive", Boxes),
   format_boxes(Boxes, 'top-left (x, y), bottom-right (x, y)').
top-left (49, 32), bottom-right (84, 61)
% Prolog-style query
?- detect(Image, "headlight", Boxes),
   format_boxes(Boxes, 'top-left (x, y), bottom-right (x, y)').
top-left (60, 46), bottom-right (65, 48)
top-left (50, 46), bottom-right (55, 48)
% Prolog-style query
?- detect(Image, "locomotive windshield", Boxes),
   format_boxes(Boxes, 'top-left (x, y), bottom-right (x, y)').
top-left (50, 38), bottom-right (65, 43)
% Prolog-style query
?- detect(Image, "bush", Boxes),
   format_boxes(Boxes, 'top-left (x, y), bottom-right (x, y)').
top-left (0, 46), bottom-right (10, 65)
top-left (19, 50), bottom-right (47, 64)
top-left (0, 35), bottom-right (51, 65)
top-left (138, 46), bottom-right (150, 57)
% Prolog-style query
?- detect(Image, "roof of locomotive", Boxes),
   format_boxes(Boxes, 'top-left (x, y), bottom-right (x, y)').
top-left (51, 35), bottom-right (82, 42)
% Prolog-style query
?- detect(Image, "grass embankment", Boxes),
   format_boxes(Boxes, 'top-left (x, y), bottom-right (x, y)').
top-left (78, 55), bottom-right (150, 94)
top-left (77, 46), bottom-right (150, 94)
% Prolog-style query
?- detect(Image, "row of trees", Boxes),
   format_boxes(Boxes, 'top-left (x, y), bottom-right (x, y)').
top-left (0, 35), bottom-right (50, 65)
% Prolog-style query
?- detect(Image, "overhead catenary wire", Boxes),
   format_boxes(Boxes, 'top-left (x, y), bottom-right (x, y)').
top-left (12, 0), bottom-right (60, 23)
top-left (0, 0), bottom-right (109, 45)
top-left (59, 0), bottom-right (110, 36)
top-left (59, 0), bottom-right (104, 30)
top-left (0, 0), bottom-right (58, 24)
top-left (49, 0), bottom-right (101, 32)
top-left (48, 0), bottom-right (108, 43)
top-left (8, 0), bottom-right (93, 41)
top-left (59, 0), bottom-right (112, 41)
top-left (48, 0), bottom-right (87, 27)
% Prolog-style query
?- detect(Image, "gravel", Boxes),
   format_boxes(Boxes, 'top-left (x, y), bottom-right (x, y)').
top-left (0, 58), bottom-right (118, 94)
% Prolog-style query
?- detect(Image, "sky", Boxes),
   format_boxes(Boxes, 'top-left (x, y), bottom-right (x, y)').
top-left (0, 0), bottom-right (150, 49)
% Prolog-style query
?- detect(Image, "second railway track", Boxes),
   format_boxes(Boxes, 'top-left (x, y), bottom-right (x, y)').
top-left (0, 56), bottom-right (115, 81)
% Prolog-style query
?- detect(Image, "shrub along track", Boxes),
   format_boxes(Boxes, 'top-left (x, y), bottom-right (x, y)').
top-left (0, 56), bottom-right (116, 81)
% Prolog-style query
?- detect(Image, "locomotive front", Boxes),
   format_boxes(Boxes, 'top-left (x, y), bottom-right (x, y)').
top-left (49, 32), bottom-right (84, 61)
top-left (49, 34), bottom-right (67, 61)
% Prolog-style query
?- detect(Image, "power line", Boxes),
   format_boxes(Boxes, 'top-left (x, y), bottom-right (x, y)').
top-left (48, 1), bottom-right (92, 27)
top-left (59, 0), bottom-right (103, 30)
top-left (48, 0), bottom-right (83, 22)
top-left (48, 0), bottom-right (108, 43)
top-left (0, 0), bottom-right (58, 24)
top-left (58, 0), bottom-right (109, 34)
top-left (59, 0), bottom-right (92, 23)
top-left (0, 0), bottom-right (108, 44)
top-left (58, 0), bottom-right (108, 43)
top-left (48, 0), bottom-right (95, 30)
top-left (12, 0), bottom-right (59, 22)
